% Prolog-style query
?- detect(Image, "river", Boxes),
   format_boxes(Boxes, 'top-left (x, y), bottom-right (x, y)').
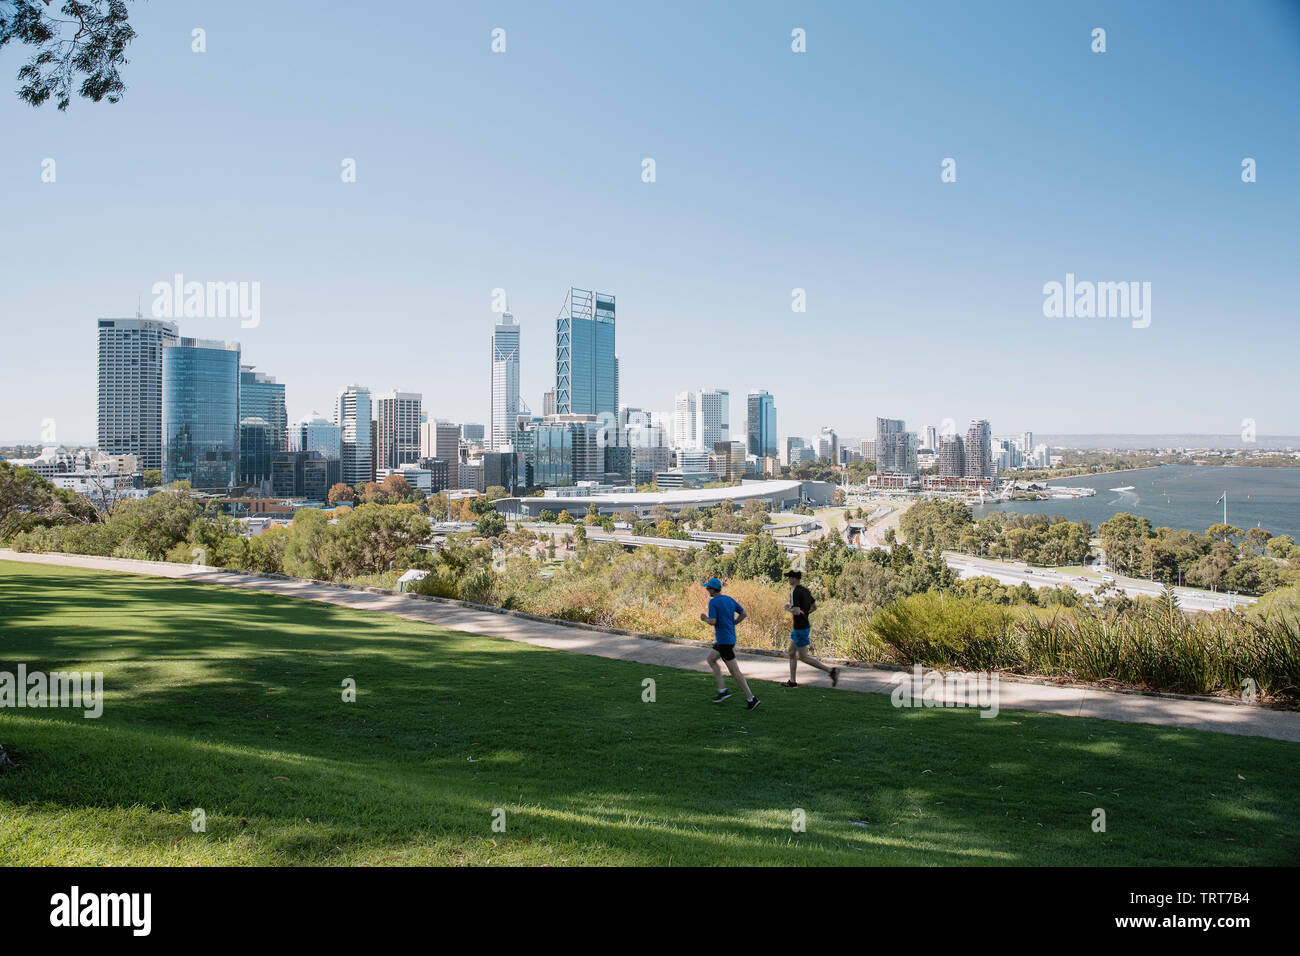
top-left (971, 465), bottom-right (1300, 540)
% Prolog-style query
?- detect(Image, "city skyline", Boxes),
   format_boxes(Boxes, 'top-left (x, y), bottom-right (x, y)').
top-left (5, 2), bottom-right (1300, 442)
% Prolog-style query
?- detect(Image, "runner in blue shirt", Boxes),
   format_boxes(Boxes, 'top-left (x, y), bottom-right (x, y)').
top-left (699, 578), bottom-right (760, 709)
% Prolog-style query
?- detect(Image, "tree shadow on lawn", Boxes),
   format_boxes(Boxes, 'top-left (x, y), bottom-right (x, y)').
top-left (3, 566), bottom-right (1299, 865)
top-left (3, 651), bottom-right (1298, 865)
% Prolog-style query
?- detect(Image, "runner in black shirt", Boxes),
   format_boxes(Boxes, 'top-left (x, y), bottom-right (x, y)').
top-left (781, 569), bottom-right (839, 688)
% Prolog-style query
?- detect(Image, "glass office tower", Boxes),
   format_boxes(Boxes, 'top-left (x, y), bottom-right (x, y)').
top-left (555, 287), bottom-right (616, 418)
top-left (239, 366), bottom-right (287, 452)
top-left (162, 338), bottom-right (241, 490)
top-left (746, 390), bottom-right (777, 459)
top-left (490, 312), bottom-right (521, 450)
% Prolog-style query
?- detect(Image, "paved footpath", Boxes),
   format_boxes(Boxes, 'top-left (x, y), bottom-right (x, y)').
top-left (4, 550), bottom-right (1299, 743)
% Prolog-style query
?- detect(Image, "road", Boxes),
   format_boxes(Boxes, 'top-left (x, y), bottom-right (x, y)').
top-left (942, 552), bottom-right (1255, 612)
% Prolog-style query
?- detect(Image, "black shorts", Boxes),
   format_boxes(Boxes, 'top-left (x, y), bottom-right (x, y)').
top-left (712, 643), bottom-right (736, 661)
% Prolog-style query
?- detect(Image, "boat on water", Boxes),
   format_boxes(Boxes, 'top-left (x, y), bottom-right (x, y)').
top-left (1110, 486), bottom-right (1135, 492)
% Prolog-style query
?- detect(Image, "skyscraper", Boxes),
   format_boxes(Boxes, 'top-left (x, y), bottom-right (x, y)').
top-left (97, 317), bottom-right (178, 470)
top-left (375, 390), bottom-right (422, 470)
top-left (876, 418), bottom-right (905, 472)
top-left (938, 435), bottom-right (966, 477)
top-left (698, 389), bottom-right (730, 450)
top-left (335, 385), bottom-right (373, 486)
top-left (964, 419), bottom-right (992, 479)
top-left (746, 390), bottom-right (777, 459)
top-left (294, 414), bottom-right (341, 459)
top-left (673, 391), bottom-right (698, 450)
top-left (238, 416), bottom-right (273, 488)
top-left (490, 312), bottom-right (521, 450)
top-left (555, 287), bottom-right (616, 418)
top-left (162, 337), bottom-right (241, 491)
top-left (818, 426), bottom-right (839, 464)
top-left (420, 420), bottom-right (461, 473)
top-left (239, 366), bottom-right (287, 452)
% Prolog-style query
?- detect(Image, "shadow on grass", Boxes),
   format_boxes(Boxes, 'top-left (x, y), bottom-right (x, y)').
top-left (2, 565), bottom-right (1299, 865)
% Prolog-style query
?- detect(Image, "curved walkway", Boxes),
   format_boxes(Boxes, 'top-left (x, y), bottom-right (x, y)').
top-left (3, 549), bottom-right (1298, 743)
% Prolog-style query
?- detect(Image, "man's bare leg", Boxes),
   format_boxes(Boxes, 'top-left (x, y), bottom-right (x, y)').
top-left (724, 658), bottom-right (755, 700)
top-left (707, 649), bottom-right (727, 691)
top-left (787, 643), bottom-right (800, 682)
top-left (797, 648), bottom-right (833, 674)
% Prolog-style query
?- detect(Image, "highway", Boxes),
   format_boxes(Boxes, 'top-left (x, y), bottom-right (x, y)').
top-left (941, 552), bottom-right (1256, 612)
top-left (465, 521), bottom-right (1255, 612)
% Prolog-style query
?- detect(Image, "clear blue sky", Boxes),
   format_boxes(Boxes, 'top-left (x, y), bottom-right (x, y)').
top-left (2, 0), bottom-right (1298, 444)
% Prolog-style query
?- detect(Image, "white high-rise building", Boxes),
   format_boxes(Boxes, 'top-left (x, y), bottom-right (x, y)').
top-left (673, 391), bottom-right (698, 450)
top-left (335, 385), bottom-right (373, 485)
top-left (375, 390), bottom-right (422, 470)
top-left (490, 313), bottom-right (521, 450)
top-left (97, 317), bottom-right (179, 470)
top-left (698, 388), bottom-right (729, 451)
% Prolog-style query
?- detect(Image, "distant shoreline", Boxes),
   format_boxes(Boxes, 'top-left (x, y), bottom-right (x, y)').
top-left (1044, 465), bottom-right (1166, 484)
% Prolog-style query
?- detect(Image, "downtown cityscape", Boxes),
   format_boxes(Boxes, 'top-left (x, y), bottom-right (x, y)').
top-left (2, 0), bottom-right (1298, 919)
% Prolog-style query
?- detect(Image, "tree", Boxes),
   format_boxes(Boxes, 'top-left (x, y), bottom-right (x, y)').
top-left (327, 482), bottom-right (356, 506)
top-left (0, 461), bottom-right (100, 537)
top-left (142, 469), bottom-right (161, 488)
top-left (485, 485), bottom-right (508, 501)
top-left (732, 533), bottom-right (785, 582)
top-left (380, 473), bottom-right (412, 501)
top-left (1, 0), bottom-right (137, 110)
top-left (538, 510), bottom-right (557, 523)
top-left (556, 509), bottom-right (574, 525)
top-left (476, 511), bottom-right (506, 538)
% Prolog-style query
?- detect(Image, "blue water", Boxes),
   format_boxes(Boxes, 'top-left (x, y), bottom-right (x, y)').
top-left (971, 465), bottom-right (1300, 540)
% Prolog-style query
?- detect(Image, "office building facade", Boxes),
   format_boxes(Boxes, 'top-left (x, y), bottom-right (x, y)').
top-left (746, 390), bottom-right (777, 459)
top-left (335, 385), bottom-right (373, 486)
top-left (555, 287), bottom-right (617, 418)
top-left (162, 337), bottom-right (241, 491)
top-left (375, 390), bottom-right (422, 471)
top-left (239, 366), bottom-right (287, 453)
top-left (97, 318), bottom-right (179, 471)
top-left (490, 312), bottom-right (521, 450)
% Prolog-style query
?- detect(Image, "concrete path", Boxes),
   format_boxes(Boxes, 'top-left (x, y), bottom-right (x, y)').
top-left (4, 549), bottom-right (1298, 743)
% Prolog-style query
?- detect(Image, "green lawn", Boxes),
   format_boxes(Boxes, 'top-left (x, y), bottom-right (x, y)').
top-left (1, 559), bottom-right (1297, 865)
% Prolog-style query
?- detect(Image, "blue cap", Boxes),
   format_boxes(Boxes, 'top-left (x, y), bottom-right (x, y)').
top-left (703, 577), bottom-right (723, 591)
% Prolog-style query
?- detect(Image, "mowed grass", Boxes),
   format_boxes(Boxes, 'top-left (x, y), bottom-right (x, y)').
top-left (1, 560), bottom-right (1297, 866)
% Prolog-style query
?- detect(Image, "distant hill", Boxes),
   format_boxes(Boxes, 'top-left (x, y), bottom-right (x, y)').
top-left (1038, 435), bottom-right (1300, 451)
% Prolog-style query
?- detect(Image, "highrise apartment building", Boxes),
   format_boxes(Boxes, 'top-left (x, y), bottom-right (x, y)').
top-left (97, 318), bottom-right (179, 470)
top-left (490, 312), bottom-right (521, 450)
top-left (964, 419), bottom-right (992, 479)
top-left (375, 390), bottom-right (422, 471)
top-left (938, 435), bottom-right (966, 478)
top-left (335, 385), bottom-right (374, 486)
top-left (875, 418), bottom-right (906, 473)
